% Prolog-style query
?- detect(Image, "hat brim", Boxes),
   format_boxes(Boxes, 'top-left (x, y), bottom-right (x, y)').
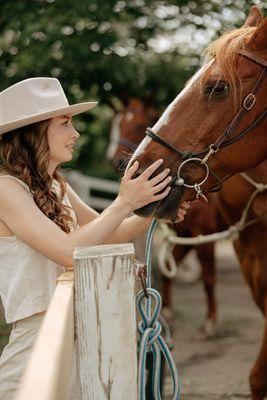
top-left (0, 101), bottom-right (98, 135)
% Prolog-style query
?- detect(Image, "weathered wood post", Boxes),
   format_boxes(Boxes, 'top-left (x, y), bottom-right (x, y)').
top-left (74, 243), bottom-right (137, 400)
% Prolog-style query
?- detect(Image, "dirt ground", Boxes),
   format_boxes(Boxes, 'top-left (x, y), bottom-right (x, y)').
top-left (162, 240), bottom-right (264, 400)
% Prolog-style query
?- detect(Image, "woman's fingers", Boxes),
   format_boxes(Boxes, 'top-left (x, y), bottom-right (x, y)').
top-left (150, 168), bottom-right (170, 185)
top-left (176, 215), bottom-right (184, 222)
top-left (180, 201), bottom-right (190, 210)
top-left (174, 201), bottom-right (190, 222)
top-left (153, 185), bottom-right (171, 201)
top-left (152, 175), bottom-right (172, 194)
top-left (178, 208), bottom-right (187, 216)
top-left (140, 159), bottom-right (164, 180)
top-left (124, 160), bottom-right (139, 180)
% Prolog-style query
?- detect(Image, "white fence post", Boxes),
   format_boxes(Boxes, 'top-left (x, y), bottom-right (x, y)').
top-left (74, 243), bottom-right (137, 400)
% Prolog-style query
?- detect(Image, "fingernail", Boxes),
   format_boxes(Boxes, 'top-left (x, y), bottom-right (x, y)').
top-left (165, 168), bottom-right (170, 172)
top-left (168, 176), bottom-right (172, 181)
top-left (158, 159), bottom-right (163, 164)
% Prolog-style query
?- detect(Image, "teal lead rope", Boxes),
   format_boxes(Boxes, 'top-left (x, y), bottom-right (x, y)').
top-left (136, 219), bottom-right (181, 399)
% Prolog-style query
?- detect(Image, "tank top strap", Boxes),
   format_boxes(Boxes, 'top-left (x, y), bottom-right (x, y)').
top-left (0, 175), bottom-right (32, 195)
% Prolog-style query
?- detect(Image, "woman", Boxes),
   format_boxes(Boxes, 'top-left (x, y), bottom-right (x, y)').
top-left (0, 77), bottom-right (188, 398)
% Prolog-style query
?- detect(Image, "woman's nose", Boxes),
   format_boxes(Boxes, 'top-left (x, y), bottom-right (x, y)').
top-left (72, 128), bottom-right (80, 139)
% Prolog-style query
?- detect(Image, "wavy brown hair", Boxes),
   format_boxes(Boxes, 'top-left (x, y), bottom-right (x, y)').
top-left (0, 119), bottom-right (75, 233)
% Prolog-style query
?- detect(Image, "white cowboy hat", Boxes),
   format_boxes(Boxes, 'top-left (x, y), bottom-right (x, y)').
top-left (0, 77), bottom-right (98, 135)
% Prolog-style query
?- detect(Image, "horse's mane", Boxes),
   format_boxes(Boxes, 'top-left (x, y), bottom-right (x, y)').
top-left (202, 26), bottom-right (256, 106)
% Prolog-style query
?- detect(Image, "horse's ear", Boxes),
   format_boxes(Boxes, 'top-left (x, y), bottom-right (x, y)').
top-left (242, 6), bottom-right (263, 27)
top-left (247, 19), bottom-right (267, 52)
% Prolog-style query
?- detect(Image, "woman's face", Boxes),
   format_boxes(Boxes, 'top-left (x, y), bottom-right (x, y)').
top-left (47, 115), bottom-right (80, 169)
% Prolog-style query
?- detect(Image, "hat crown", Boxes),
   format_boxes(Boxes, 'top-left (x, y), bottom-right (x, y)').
top-left (0, 78), bottom-right (69, 124)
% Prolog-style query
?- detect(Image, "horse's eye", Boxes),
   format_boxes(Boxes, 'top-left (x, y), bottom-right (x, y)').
top-left (204, 81), bottom-right (229, 97)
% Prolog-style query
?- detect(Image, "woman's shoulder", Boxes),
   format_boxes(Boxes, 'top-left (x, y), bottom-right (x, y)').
top-left (0, 174), bottom-right (31, 194)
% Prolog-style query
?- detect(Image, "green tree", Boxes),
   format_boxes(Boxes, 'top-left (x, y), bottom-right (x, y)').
top-left (0, 0), bottom-right (265, 177)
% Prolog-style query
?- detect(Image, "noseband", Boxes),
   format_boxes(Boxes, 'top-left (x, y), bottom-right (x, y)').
top-left (145, 50), bottom-right (267, 201)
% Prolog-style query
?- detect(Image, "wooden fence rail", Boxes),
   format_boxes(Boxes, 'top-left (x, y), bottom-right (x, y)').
top-left (14, 271), bottom-right (75, 400)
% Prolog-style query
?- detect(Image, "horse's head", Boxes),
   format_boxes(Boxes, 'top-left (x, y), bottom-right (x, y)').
top-left (106, 98), bottom-right (158, 170)
top-left (130, 6), bottom-right (267, 220)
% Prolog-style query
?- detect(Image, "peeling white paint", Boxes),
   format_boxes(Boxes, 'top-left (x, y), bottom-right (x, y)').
top-left (74, 244), bottom-right (137, 400)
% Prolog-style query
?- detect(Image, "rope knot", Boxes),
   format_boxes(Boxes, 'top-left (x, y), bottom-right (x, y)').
top-left (257, 183), bottom-right (267, 192)
top-left (137, 219), bottom-right (181, 399)
top-left (228, 225), bottom-right (240, 240)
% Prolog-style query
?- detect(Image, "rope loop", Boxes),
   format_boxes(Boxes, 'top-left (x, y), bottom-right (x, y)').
top-left (137, 288), bottom-right (162, 330)
top-left (136, 219), bottom-right (181, 400)
top-left (137, 286), bottom-right (181, 399)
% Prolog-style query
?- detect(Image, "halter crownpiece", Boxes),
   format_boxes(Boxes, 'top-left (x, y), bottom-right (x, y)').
top-left (145, 49), bottom-right (267, 200)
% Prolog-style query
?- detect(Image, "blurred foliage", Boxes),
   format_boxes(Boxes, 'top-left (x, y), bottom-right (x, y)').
top-left (0, 0), bottom-right (266, 178)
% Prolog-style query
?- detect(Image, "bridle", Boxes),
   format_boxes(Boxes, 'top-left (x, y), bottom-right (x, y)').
top-left (145, 49), bottom-right (267, 202)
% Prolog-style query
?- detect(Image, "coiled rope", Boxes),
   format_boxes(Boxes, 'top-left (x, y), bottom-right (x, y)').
top-left (136, 219), bottom-right (181, 399)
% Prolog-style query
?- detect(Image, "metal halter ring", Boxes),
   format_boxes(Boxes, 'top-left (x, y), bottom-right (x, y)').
top-left (175, 157), bottom-right (209, 188)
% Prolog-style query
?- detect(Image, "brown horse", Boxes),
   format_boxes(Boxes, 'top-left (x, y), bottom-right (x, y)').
top-left (107, 98), bottom-right (158, 171)
top-left (107, 97), bottom-right (224, 337)
top-left (129, 6), bottom-right (267, 400)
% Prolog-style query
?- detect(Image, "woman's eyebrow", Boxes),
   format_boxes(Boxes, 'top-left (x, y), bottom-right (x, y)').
top-left (60, 115), bottom-right (72, 120)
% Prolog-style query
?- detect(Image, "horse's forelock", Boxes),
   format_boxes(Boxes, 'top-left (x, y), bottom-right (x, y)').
top-left (202, 26), bottom-right (256, 109)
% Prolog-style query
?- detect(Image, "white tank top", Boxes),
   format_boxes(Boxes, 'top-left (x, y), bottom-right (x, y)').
top-left (0, 175), bottom-right (78, 323)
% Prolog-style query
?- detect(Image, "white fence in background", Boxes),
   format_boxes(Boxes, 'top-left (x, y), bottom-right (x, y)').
top-left (63, 169), bottom-right (120, 210)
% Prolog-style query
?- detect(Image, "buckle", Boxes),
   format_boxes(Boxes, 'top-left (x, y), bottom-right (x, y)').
top-left (243, 94), bottom-right (256, 111)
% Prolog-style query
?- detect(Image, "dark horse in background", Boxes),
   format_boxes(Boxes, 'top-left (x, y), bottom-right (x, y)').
top-left (107, 97), bottom-right (224, 337)
top-left (127, 7), bottom-right (267, 400)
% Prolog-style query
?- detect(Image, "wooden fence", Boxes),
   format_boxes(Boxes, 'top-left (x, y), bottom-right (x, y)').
top-left (14, 243), bottom-right (137, 400)
top-left (63, 170), bottom-right (120, 210)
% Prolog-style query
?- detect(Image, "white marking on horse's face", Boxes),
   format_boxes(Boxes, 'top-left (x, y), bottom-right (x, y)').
top-left (106, 113), bottom-right (123, 161)
top-left (126, 61), bottom-right (212, 171)
top-left (153, 61), bottom-right (212, 133)
top-left (125, 111), bottom-right (134, 122)
top-left (126, 136), bottom-right (152, 171)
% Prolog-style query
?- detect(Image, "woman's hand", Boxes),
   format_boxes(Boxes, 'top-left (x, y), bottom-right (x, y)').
top-left (117, 159), bottom-right (172, 212)
top-left (174, 201), bottom-right (190, 223)
top-left (158, 201), bottom-right (190, 224)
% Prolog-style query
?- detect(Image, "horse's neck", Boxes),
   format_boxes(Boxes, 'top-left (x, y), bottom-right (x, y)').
top-left (244, 161), bottom-right (267, 184)
top-left (218, 160), bottom-right (267, 224)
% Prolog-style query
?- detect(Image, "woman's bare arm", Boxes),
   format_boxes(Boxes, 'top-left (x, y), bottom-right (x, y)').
top-left (67, 183), bottom-right (189, 244)
top-left (66, 182), bottom-right (100, 225)
top-left (0, 160), bottom-right (171, 268)
top-left (0, 178), bottom-right (131, 267)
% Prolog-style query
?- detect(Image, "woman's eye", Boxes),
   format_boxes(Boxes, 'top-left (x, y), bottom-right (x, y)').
top-left (63, 120), bottom-right (70, 126)
top-left (204, 81), bottom-right (229, 97)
